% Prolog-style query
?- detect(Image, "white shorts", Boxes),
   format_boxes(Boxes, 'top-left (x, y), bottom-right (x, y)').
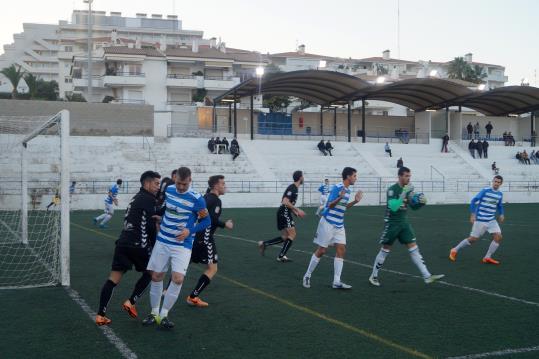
top-left (319, 194), bottom-right (328, 207)
top-left (104, 203), bottom-right (114, 215)
top-left (470, 220), bottom-right (501, 238)
top-left (147, 241), bottom-right (191, 275)
top-left (313, 217), bottom-right (346, 248)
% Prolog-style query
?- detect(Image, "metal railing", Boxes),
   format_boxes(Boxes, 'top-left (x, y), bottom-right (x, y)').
top-left (106, 72), bottom-right (145, 77)
top-left (167, 74), bottom-right (196, 79)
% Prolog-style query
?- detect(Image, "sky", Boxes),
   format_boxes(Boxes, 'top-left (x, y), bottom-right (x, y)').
top-left (1, 0), bottom-right (538, 85)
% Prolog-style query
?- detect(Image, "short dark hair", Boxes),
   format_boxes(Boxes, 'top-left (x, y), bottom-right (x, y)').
top-left (398, 166), bottom-right (411, 176)
top-left (342, 167), bottom-right (356, 180)
top-left (177, 167), bottom-right (191, 180)
top-left (293, 170), bottom-right (303, 182)
top-left (494, 175), bottom-right (503, 182)
top-left (140, 171), bottom-right (160, 185)
top-left (171, 169), bottom-right (177, 177)
top-left (116, 179), bottom-right (123, 185)
top-left (208, 175), bottom-right (225, 189)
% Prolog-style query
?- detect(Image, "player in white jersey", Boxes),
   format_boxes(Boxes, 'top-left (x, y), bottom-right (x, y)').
top-left (94, 179), bottom-right (123, 228)
top-left (142, 167), bottom-right (211, 329)
top-left (450, 175), bottom-right (505, 265)
top-left (315, 178), bottom-right (330, 216)
top-left (302, 167), bottom-right (363, 289)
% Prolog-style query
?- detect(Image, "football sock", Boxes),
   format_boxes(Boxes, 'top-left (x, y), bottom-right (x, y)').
top-left (190, 274), bottom-right (211, 298)
top-left (129, 272), bottom-right (152, 305)
top-left (484, 241), bottom-right (500, 259)
top-left (409, 246), bottom-right (431, 278)
top-left (98, 279), bottom-right (116, 316)
top-left (264, 236), bottom-right (284, 247)
top-left (454, 239), bottom-right (471, 252)
top-left (95, 213), bottom-right (107, 222)
top-left (371, 248), bottom-right (390, 278)
top-left (278, 239), bottom-right (293, 258)
top-left (160, 281), bottom-right (182, 318)
top-left (150, 280), bottom-right (163, 316)
top-left (100, 214), bottom-right (112, 225)
top-left (333, 257), bottom-right (344, 284)
top-left (305, 254), bottom-right (320, 277)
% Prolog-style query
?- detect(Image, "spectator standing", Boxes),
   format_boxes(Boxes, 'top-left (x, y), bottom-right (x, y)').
top-left (325, 140), bottom-right (334, 156)
top-left (468, 140), bottom-right (476, 158)
top-left (466, 122), bottom-right (473, 140)
top-left (222, 137), bottom-right (230, 153)
top-left (473, 122), bottom-right (480, 139)
top-left (396, 157), bottom-right (403, 168)
top-left (482, 140), bottom-right (489, 159)
top-left (441, 134), bottom-right (449, 153)
top-left (208, 137), bottom-right (215, 153)
top-left (385, 142), bottom-right (392, 157)
top-left (317, 140), bottom-right (327, 156)
top-left (502, 132), bottom-right (508, 146)
top-left (508, 132), bottom-right (515, 146)
top-left (491, 162), bottom-right (499, 174)
top-left (477, 140), bottom-right (484, 158)
top-left (485, 122), bottom-right (493, 139)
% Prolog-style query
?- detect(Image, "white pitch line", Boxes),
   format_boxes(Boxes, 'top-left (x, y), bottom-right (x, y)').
top-left (446, 345), bottom-right (539, 359)
top-left (64, 287), bottom-right (137, 359)
top-left (217, 234), bottom-right (539, 308)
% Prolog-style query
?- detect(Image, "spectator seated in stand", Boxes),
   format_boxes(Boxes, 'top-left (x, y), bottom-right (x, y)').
top-left (530, 150), bottom-right (538, 164)
top-left (522, 150), bottom-right (531, 164)
top-left (317, 139), bottom-right (327, 156)
top-left (396, 157), bottom-right (403, 168)
top-left (325, 140), bottom-right (334, 156)
top-left (491, 162), bottom-right (500, 174)
top-left (230, 141), bottom-right (240, 161)
top-left (385, 142), bottom-right (392, 157)
top-left (221, 137), bottom-right (230, 153)
top-left (214, 137), bottom-right (223, 153)
top-left (207, 137), bottom-right (215, 153)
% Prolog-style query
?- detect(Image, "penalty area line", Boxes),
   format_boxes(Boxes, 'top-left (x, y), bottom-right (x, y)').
top-left (446, 345), bottom-right (539, 359)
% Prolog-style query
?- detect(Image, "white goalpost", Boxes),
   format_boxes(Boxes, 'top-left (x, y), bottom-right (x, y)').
top-left (0, 110), bottom-right (70, 288)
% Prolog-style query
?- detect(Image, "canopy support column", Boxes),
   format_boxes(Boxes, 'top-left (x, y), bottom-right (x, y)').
top-left (347, 101), bottom-right (351, 143)
top-left (362, 98), bottom-right (366, 143)
top-left (233, 91), bottom-right (237, 138)
top-left (333, 107), bottom-right (337, 139)
top-left (250, 94), bottom-right (254, 140)
top-left (228, 102), bottom-right (232, 133)
top-left (532, 111), bottom-right (536, 147)
top-left (320, 106), bottom-right (323, 137)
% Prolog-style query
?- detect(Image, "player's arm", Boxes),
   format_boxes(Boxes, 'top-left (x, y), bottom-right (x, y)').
top-left (281, 194), bottom-right (305, 217)
top-left (497, 194), bottom-right (505, 223)
top-left (327, 186), bottom-right (345, 209)
top-left (207, 197), bottom-right (226, 229)
top-left (193, 197), bottom-right (212, 233)
top-left (346, 190), bottom-right (363, 208)
top-left (318, 185), bottom-right (324, 194)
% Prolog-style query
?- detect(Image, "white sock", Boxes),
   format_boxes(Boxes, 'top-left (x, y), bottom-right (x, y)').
top-left (100, 214), bottom-right (112, 225)
top-left (484, 241), bottom-right (500, 259)
top-left (409, 246), bottom-right (431, 279)
top-left (371, 248), bottom-right (390, 278)
top-left (160, 281), bottom-right (182, 318)
top-left (333, 257), bottom-right (344, 284)
top-left (454, 239), bottom-right (471, 252)
top-left (95, 213), bottom-right (106, 221)
top-left (305, 254), bottom-right (320, 277)
top-left (149, 280), bottom-right (163, 316)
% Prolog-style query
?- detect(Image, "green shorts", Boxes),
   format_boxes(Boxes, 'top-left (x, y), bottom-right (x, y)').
top-left (379, 221), bottom-right (416, 245)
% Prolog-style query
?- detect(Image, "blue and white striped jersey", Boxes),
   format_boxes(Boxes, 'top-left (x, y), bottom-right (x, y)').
top-left (105, 184), bottom-right (119, 205)
top-left (470, 187), bottom-right (504, 222)
top-left (322, 183), bottom-right (351, 228)
top-left (318, 183), bottom-right (330, 195)
top-left (157, 185), bottom-right (211, 249)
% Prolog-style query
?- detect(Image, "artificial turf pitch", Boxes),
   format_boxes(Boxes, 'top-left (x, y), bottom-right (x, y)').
top-left (1, 204), bottom-right (538, 359)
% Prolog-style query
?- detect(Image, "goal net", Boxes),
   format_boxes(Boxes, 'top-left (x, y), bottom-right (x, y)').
top-left (0, 111), bottom-right (70, 289)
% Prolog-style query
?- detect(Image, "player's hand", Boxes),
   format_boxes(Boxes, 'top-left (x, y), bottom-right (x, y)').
top-left (225, 219), bottom-right (234, 230)
top-left (498, 215), bottom-right (505, 223)
top-left (354, 191), bottom-right (363, 202)
top-left (418, 193), bottom-right (427, 204)
top-left (152, 215), bottom-right (162, 222)
top-left (295, 208), bottom-right (306, 218)
top-left (339, 189), bottom-right (346, 198)
top-left (113, 199), bottom-right (118, 206)
top-left (470, 214), bottom-right (476, 224)
top-left (176, 228), bottom-right (190, 241)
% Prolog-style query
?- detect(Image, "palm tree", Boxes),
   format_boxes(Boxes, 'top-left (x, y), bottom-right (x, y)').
top-left (24, 73), bottom-right (38, 99)
top-left (0, 64), bottom-right (25, 98)
top-left (447, 57), bottom-right (469, 80)
top-left (470, 64), bottom-right (488, 84)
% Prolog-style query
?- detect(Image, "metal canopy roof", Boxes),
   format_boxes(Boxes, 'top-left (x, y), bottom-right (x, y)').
top-left (214, 70), bottom-right (539, 116)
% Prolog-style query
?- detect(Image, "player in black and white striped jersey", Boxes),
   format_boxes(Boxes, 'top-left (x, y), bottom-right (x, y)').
top-left (186, 175), bottom-right (234, 307)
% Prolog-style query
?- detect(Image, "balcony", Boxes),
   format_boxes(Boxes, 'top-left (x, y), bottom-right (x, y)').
top-left (103, 72), bottom-right (146, 87)
top-left (166, 74), bottom-right (203, 88)
top-left (203, 76), bottom-right (240, 90)
top-left (72, 76), bottom-right (103, 88)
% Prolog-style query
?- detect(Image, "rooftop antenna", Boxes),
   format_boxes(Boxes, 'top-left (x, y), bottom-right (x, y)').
top-left (397, 0), bottom-right (401, 59)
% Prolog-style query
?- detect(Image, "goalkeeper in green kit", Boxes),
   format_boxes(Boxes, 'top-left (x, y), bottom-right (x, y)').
top-left (368, 167), bottom-right (445, 287)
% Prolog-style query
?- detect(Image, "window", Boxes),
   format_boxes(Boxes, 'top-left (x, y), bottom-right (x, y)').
top-left (64, 46), bottom-right (73, 52)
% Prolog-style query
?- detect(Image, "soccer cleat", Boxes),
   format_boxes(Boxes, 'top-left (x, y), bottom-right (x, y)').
top-left (159, 316), bottom-right (175, 329)
top-left (302, 276), bottom-right (311, 288)
top-left (142, 313), bottom-right (159, 326)
top-left (482, 257), bottom-right (500, 265)
top-left (93, 218), bottom-right (98, 226)
top-left (186, 296), bottom-right (209, 307)
top-left (257, 241), bottom-right (266, 256)
top-left (122, 300), bottom-right (138, 318)
top-left (277, 256), bottom-right (292, 262)
top-left (449, 249), bottom-right (458, 262)
top-left (332, 282), bottom-right (352, 289)
top-left (95, 315), bottom-right (111, 326)
top-left (368, 276), bottom-right (380, 287)
top-left (424, 274), bottom-right (445, 284)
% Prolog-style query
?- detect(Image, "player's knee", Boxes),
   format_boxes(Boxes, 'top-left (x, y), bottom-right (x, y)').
top-left (109, 271), bottom-right (123, 284)
top-left (315, 247), bottom-right (326, 257)
top-left (151, 271), bottom-right (165, 282)
top-left (468, 236), bottom-right (479, 243)
top-left (171, 273), bottom-right (184, 284)
top-left (494, 234), bottom-right (502, 242)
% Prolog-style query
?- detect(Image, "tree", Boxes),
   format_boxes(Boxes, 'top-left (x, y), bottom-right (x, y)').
top-left (447, 57), bottom-right (469, 81)
top-left (24, 73), bottom-right (38, 99)
top-left (376, 64), bottom-right (388, 75)
top-left (192, 88), bottom-right (207, 102)
top-left (66, 93), bottom-right (87, 102)
top-left (0, 64), bottom-right (25, 98)
top-left (35, 79), bottom-right (59, 101)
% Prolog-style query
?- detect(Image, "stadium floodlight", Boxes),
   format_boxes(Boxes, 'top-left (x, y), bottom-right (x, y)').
top-left (376, 76), bottom-right (386, 84)
top-left (429, 70), bottom-right (438, 77)
top-left (318, 60), bottom-right (327, 69)
top-left (477, 84), bottom-right (486, 91)
top-left (255, 66), bottom-right (265, 77)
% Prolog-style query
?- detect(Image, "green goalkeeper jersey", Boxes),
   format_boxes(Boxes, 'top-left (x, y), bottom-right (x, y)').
top-left (384, 183), bottom-right (413, 223)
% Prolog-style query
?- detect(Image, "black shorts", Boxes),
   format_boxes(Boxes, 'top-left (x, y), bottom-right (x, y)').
top-left (277, 206), bottom-right (295, 231)
top-left (111, 246), bottom-right (151, 272)
top-left (191, 231), bottom-right (218, 264)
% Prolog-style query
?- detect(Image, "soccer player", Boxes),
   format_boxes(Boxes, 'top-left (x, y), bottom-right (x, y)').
top-left (157, 169), bottom-right (177, 208)
top-left (258, 170), bottom-right (306, 262)
top-left (95, 171), bottom-right (161, 326)
top-left (368, 167), bottom-right (444, 286)
top-left (302, 167), bottom-right (363, 289)
top-left (186, 175), bottom-right (234, 307)
top-left (46, 190), bottom-right (60, 211)
top-left (94, 179), bottom-right (123, 228)
top-left (449, 175), bottom-right (505, 264)
top-left (142, 167), bottom-right (211, 329)
top-left (315, 178), bottom-right (330, 216)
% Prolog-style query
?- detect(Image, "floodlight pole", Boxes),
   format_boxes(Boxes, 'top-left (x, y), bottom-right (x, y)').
top-left (362, 98), bottom-right (366, 143)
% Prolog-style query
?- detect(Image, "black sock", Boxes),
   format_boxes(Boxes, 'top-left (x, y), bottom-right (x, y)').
top-left (190, 274), bottom-right (211, 298)
top-left (264, 236), bottom-right (284, 247)
top-left (279, 239), bottom-right (293, 258)
top-left (98, 279), bottom-right (116, 316)
top-left (129, 271), bottom-right (151, 305)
